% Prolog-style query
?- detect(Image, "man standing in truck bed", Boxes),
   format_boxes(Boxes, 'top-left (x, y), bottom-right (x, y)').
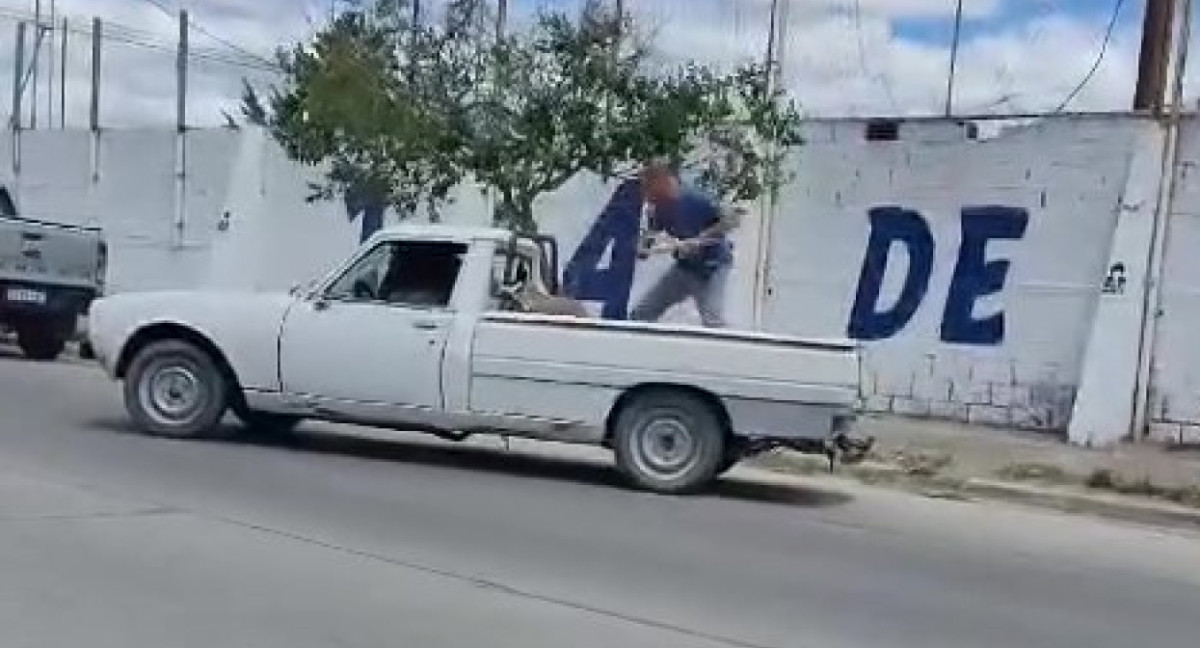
top-left (629, 161), bottom-right (740, 328)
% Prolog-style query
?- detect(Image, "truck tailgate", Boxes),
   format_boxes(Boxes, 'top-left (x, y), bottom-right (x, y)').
top-left (0, 216), bottom-right (101, 288)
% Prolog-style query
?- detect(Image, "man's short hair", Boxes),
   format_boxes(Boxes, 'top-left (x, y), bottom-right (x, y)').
top-left (640, 158), bottom-right (677, 182)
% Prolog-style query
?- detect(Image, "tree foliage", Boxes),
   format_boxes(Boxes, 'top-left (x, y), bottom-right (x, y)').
top-left (244, 0), bottom-right (802, 233)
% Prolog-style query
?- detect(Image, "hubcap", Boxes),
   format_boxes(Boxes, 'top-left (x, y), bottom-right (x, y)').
top-left (634, 416), bottom-right (699, 478)
top-left (140, 360), bottom-right (207, 426)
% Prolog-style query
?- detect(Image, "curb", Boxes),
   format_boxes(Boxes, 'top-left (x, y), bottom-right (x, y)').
top-left (960, 479), bottom-right (1200, 530)
top-left (756, 454), bottom-right (1200, 530)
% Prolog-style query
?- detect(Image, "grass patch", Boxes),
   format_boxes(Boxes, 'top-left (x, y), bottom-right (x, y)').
top-left (887, 449), bottom-right (954, 477)
top-left (996, 462), bottom-right (1078, 485)
top-left (1085, 468), bottom-right (1200, 509)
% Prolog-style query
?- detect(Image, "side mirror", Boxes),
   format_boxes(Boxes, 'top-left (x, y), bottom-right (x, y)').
top-left (290, 279), bottom-right (319, 298)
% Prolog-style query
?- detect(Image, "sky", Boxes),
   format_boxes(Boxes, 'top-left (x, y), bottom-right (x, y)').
top-left (0, 0), bottom-right (1187, 129)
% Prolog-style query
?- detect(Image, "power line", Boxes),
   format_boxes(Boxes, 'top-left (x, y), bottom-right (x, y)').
top-left (138, 0), bottom-right (282, 69)
top-left (944, 0), bottom-right (964, 116)
top-left (0, 8), bottom-right (281, 73)
top-left (850, 0), bottom-right (900, 115)
top-left (1052, 0), bottom-right (1128, 113)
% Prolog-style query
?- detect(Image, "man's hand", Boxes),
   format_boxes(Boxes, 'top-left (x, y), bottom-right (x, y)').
top-left (640, 231), bottom-right (682, 257)
top-left (674, 237), bottom-right (704, 257)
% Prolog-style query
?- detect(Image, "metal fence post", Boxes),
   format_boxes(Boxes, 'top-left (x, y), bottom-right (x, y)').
top-left (11, 21), bottom-right (26, 130)
top-left (89, 18), bottom-right (100, 131)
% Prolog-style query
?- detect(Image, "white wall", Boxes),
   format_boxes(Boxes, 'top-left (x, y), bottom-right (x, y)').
top-left (5, 114), bottom-right (1199, 440)
top-left (2, 128), bottom-right (240, 294)
top-left (1149, 118), bottom-right (1200, 444)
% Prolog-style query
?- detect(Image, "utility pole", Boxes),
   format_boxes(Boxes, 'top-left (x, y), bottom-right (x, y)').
top-left (1134, 0), bottom-right (1176, 112)
top-left (764, 0), bottom-right (780, 83)
top-left (59, 16), bottom-right (67, 128)
top-left (176, 10), bottom-right (188, 131)
top-left (944, 0), bottom-right (964, 117)
top-left (46, 0), bottom-right (56, 128)
top-left (11, 21), bottom-right (26, 130)
top-left (89, 18), bottom-right (101, 131)
top-left (32, 0), bottom-right (40, 129)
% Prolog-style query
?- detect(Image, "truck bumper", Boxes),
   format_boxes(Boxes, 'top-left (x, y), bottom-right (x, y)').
top-left (732, 411), bottom-right (874, 467)
top-left (827, 415), bottom-right (874, 465)
top-left (0, 281), bottom-right (98, 324)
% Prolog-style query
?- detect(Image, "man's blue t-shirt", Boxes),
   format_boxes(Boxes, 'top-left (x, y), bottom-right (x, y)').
top-left (650, 187), bottom-right (734, 276)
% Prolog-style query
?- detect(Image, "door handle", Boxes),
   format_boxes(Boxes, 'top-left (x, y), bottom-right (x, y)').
top-left (412, 320), bottom-right (441, 331)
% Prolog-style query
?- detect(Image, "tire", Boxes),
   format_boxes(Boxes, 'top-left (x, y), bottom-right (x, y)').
top-left (123, 339), bottom-right (230, 439)
top-left (612, 390), bottom-right (727, 494)
top-left (17, 325), bottom-right (67, 361)
top-left (716, 450), bottom-right (741, 477)
top-left (238, 411), bottom-right (303, 439)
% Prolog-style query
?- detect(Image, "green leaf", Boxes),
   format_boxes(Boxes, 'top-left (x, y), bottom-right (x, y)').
top-left (250, 0), bottom-right (803, 232)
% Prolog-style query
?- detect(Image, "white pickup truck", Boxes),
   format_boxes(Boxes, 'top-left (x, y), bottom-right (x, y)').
top-left (88, 224), bottom-right (867, 493)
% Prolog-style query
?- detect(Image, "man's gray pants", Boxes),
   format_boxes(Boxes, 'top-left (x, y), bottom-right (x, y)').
top-left (629, 264), bottom-right (729, 328)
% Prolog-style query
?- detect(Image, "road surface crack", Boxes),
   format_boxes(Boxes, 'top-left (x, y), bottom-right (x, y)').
top-left (194, 510), bottom-right (788, 648)
top-left (0, 506), bottom-right (180, 523)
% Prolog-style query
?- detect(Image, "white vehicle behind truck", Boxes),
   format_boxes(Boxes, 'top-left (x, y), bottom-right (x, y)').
top-left (87, 224), bottom-right (867, 493)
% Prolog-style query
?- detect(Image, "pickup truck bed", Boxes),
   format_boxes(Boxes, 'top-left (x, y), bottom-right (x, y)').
top-left (470, 313), bottom-right (858, 443)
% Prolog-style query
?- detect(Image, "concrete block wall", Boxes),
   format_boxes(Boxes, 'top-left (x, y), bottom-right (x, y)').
top-left (6, 114), bottom-right (1200, 438)
top-left (762, 116), bottom-right (1140, 431)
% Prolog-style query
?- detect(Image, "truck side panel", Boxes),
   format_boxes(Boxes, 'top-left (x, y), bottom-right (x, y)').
top-left (468, 317), bottom-right (860, 440)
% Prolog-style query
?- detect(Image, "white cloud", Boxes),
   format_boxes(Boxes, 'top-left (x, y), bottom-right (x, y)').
top-left (634, 0), bottom-right (1151, 117)
top-left (0, 0), bottom-right (1185, 128)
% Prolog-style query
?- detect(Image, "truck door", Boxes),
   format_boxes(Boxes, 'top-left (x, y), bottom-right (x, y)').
top-left (278, 239), bottom-right (467, 412)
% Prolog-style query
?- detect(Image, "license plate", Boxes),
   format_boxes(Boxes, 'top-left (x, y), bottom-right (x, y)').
top-left (6, 288), bottom-right (46, 304)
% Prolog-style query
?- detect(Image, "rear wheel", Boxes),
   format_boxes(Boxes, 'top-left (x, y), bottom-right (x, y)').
top-left (124, 339), bottom-right (230, 439)
top-left (612, 390), bottom-right (727, 494)
top-left (17, 322), bottom-right (68, 361)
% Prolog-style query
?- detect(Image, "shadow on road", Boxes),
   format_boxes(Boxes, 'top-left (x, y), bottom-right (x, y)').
top-left (86, 417), bottom-right (853, 509)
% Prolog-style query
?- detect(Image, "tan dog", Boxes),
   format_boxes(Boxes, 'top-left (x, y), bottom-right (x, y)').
top-left (509, 285), bottom-right (590, 318)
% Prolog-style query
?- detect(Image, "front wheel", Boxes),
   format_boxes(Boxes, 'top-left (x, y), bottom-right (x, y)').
top-left (716, 447), bottom-right (742, 477)
top-left (124, 339), bottom-right (229, 439)
top-left (238, 411), bottom-right (303, 439)
top-left (612, 390), bottom-right (727, 494)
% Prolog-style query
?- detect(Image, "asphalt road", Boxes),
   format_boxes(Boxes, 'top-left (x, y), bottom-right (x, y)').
top-left (1, 348), bottom-right (1199, 648)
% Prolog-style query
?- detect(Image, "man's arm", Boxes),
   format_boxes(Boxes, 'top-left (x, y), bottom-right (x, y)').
top-left (687, 203), bottom-right (743, 248)
top-left (706, 203), bottom-right (743, 236)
